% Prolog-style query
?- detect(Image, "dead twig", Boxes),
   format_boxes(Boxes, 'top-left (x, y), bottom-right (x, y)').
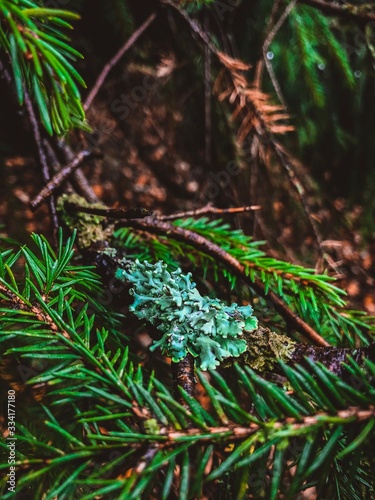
top-left (156, 203), bottom-right (261, 221)
top-left (300, 0), bottom-right (375, 22)
top-left (83, 13), bottom-right (157, 111)
top-left (54, 139), bottom-right (98, 203)
top-left (204, 12), bottom-right (212, 165)
top-left (30, 150), bottom-right (92, 210)
top-left (66, 203), bottom-right (153, 220)
top-left (166, 1), bottom-right (325, 258)
top-left (23, 89), bottom-right (59, 234)
top-left (254, 0), bottom-right (297, 106)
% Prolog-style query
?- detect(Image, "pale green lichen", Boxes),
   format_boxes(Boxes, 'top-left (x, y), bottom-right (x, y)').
top-left (57, 194), bottom-right (114, 249)
top-left (116, 260), bottom-right (258, 370)
top-left (240, 326), bottom-right (296, 371)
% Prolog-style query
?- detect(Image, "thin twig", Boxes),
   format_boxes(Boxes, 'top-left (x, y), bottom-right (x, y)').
top-left (156, 204), bottom-right (261, 221)
top-left (83, 13), bottom-right (157, 111)
top-left (66, 203), bottom-right (153, 220)
top-left (260, 0), bottom-right (298, 107)
top-left (23, 89), bottom-right (59, 233)
top-left (204, 12), bottom-right (212, 165)
top-left (54, 139), bottom-right (98, 203)
top-left (300, 0), bottom-right (375, 22)
top-left (166, 2), bottom-right (325, 257)
top-left (119, 217), bottom-right (330, 347)
top-left (254, 0), bottom-right (282, 88)
top-left (30, 150), bottom-right (92, 210)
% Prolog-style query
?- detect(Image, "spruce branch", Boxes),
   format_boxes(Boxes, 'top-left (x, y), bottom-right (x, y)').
top-left (0, 0), bottom-right (87, 135)
top-left (119, 216), bottom-right (330, 346)
top-left (1, 231), bottom-right (375, 498)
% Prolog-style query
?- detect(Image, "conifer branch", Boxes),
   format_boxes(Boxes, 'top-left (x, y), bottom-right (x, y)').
top-left (119, 216), bottom-right (330, 346)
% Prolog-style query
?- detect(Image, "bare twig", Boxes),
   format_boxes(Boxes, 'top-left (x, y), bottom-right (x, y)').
top-left (119, 217), bottom-right (330, 347)
top-left (67, 203), bottom-right (153, 220)
top-left (23, 89), bottom-right (59, 233)
top-left (204, 12), bottom-right (212, 165)
top-left (254, 0), bottom-right (282, 88)
top-left (54, 139), bottom-right (98, 203)
top-left (156, 203), bottom-right (261, 221)
top-left (255, 0), bottom-right (298, 107)
top-left (83, 13), bottom-right (157, 111)
top-left (30, 150), bottom-right (92, 210)
top-left (300, 0), bottom-right (375, 22)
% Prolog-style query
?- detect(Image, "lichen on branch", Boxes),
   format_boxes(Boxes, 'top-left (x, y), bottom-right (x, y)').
top-left (116, 259), bottom-right (258, 370)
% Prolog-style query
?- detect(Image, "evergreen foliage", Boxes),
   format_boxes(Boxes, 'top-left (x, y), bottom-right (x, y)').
top-left (0, 232), bottom-right (374, 498)
top-left (0, 0), bottom-right (86, 134)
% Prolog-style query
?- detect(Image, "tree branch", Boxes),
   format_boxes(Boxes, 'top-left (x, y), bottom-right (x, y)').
top-left (84, 12), bottom-right (157, 111)
top-left (119, 217), bottom-right (330, 347)
top-left (30, 150), bottom-right (92, 210)
top-left (300, 0), bottom-right (375, 22)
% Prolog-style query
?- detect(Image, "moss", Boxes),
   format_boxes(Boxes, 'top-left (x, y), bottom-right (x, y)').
top-left (57, 194), bottom-right (114, 249)
top-left (240, 326), bottom-right (296, 371)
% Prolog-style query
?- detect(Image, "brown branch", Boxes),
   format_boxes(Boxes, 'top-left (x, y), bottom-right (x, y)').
top-left (0, 283), bottom-right (70, 339)
top-left (255, 0), bottom-right (297, 106)
top-left (54, 139), bottom-right (99, 203)
top-left (119, 217), bottom-right (330, 347)
top-left (23, 89), bottom-right (59, 235)
top-left (0, 57), bottom-right (59, 231)
top-left (156, 203), bottom-right (261, 221)
top-left (66, 203), bottom-right (153, 220)
top-left (30, 150), bottom-right (92, 210)
top-left (204, 12), bottom-right (212, 165)
top-left (83, 13), bottom-right (157, 111)
top-left (300, 0), bottom-right (375, 22)
top-left (165, 406), bottom-right (375, 442)
top-left (172, 353), bottom-right (196, 402)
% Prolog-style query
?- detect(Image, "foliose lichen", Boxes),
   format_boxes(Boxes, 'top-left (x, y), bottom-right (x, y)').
top-left (116, 260), bottom-right (258, 370)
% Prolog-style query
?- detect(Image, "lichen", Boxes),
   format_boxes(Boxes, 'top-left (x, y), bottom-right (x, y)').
top-left (57, 194), bottom-right (114, 249)
top-left (116, 260), bottom-right (258, 370)
top-left (240, 326), bottom-right (296, 371)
